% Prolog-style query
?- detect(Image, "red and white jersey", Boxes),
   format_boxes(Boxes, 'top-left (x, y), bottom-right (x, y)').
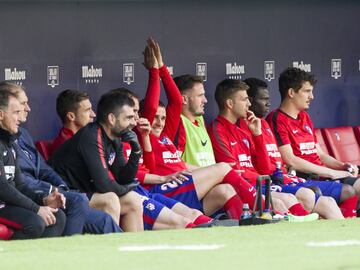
top-left (266, 109), bottom-right (323, 166)
top-left (208, 115), bottom-right (271, 185)
top-left (238, 118), bottom-right (305, 184)
top-left (149, 133), bottom-right (187, 176)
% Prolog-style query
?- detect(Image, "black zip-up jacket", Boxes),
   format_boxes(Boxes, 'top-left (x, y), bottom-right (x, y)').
top-left (50, 122), bottom-right (141, 197)
top-left (0, 128), bottom-right (44, 213)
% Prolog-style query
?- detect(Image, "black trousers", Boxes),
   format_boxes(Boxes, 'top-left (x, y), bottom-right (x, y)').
top-left (0, 205), bottom-right (66, 240)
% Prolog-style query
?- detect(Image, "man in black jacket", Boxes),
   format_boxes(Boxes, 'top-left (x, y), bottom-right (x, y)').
top-left (51, 91), bottom-right (144, 231)
top-left (0, 90), bottom-right (65, 239)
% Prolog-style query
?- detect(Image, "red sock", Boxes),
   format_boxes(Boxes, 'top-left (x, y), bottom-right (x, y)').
top-left (339, 195), bottom-right (358, 218)
top-left (185, 222), bottom-right (195, 228)
top-left (288, 203), bottom-right (310, 216)
top-left (222, 169), bottom-right (263, 210)
top-left (193, 215), bottom-right (213, 225)
top-left (223, 195), bottom-right (243, 219)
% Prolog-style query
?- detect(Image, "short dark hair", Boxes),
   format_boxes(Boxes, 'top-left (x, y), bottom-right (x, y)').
top-left (109, 88), bottom-right (139, 100)
top-left (56, 89), bottom-right (90, 123)
top-left (215, 79), bottom-right (249, 112)
top-left (0, 81), bottom-right (25, 97)
top-left (279, 67), bottom-right (316, 101)
top-left (243, 78), bottom-right (268, 99)
top-left (97, 91), bottom-right (135, 124)
top-left (0, 90), bottom-right (17, 110)
top-left (173, 74), bottom-right (203, 94)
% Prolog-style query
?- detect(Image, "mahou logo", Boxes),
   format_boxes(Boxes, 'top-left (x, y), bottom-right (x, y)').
top-left (4, 68), bottom-right (26, 85)
top-left (292, 61), bottom-right (311, 72)
top-left (226, 62), bottom-right (245, 79)
top-left (82, 65), bottom-right (102, 84)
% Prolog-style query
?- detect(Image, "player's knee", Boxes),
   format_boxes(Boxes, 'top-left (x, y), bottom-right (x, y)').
top-left (296, 188), bottom-right (315, 203)
top-left (318, 196), bottom-right (337, 207)
top-left (340, 184), bottom-right (356, 201)
top-left (123, 191), bottom-right (143, 213)
top-left (101, 192), bottom-right (121, 213)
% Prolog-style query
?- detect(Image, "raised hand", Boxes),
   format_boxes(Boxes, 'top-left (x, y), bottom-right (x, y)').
top-left (136, 117), bottom-right (151, 137)
top-left (147, 37), bottom-right (164, 68)
top-left (142, 44), bottom-right (158, 70)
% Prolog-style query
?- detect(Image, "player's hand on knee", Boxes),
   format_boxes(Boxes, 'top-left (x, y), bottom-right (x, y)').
top-left (38, 206), bottom-right (58, 226)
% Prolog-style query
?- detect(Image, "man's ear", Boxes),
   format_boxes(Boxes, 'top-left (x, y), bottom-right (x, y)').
top-left (182, 95), bottom-right (188, 105)
top-left (66, 111), bottom-right (76, 122)
top-left (288, 88), bottom-right (295, 98)
top-left (225, 98), bottom-right (233, 110)
top-left (107, 113), bottom-right (116, 127)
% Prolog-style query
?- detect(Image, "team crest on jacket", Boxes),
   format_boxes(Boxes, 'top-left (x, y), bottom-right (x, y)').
top-left (265, 128), bottom-right (273, 136)
top-left (242, 138), bottom-right (250, 148)
top-left (160, 136), bottom-right (172, 145)
top-left (108, 152), bottom-right (116, 165)
top-left (304, 125), bottom-right (313, 135)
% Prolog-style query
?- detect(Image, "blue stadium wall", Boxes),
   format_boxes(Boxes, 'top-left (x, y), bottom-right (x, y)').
top-left (0, 0), bottom-right (359, 140)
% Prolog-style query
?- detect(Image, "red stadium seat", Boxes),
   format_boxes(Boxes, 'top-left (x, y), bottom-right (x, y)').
top-left (353, 126), bottom-right (360, 146)
top-left (314, 128), bottom-right (330, 156)
top-left (322, 126), bottom-right (360, 166)
top-left (0, 224), bottom-right (13, 240)
top-left (35, 140), bottom-right (53, 161)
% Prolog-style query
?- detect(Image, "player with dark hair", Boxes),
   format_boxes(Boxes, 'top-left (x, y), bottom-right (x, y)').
top-left (138, 38), bottom-right (274, 217)
top-left (1, 82), bottom-right (122, 234)
top-left (266, 68), bottom-right (360, 217)
top-left (52, 89), bottom-right (96, 153)
top-left (0, 89), bottom-right (66, 239)
top-left (51, 91), bottom-right (145, 232)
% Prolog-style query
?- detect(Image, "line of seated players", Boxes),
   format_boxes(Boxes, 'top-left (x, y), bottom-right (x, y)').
top-left (1, 39), bottom-right (359, 240)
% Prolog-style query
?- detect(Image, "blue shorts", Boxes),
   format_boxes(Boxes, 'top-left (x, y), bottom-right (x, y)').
top-left (135, 186), bottom-right (169, 230)
top-left (149, 175), bottom-right (203, 211)
top-left (280, 180), bottom-right (342, 203)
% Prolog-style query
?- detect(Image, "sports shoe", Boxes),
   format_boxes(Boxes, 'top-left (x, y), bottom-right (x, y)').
top-left (285, 213), bottom-right (319, 223)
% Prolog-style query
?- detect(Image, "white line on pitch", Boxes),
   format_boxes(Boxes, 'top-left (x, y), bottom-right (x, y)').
top-left (307, 240), bottom-right (360, 247)
top-left (118, 244), bottom-right (225, 252)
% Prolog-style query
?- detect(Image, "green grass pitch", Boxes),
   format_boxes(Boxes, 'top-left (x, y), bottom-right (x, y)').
top-left (1, 219), bottom-right (359, 270)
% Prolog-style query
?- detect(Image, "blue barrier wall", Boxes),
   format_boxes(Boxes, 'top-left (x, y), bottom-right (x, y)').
top-left (0, 0), bottom-right (359, 140)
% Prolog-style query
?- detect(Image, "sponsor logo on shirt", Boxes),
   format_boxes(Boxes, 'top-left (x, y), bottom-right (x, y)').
top-left (331, 59), bottom-right (341, 79)
top-left (4, 67), bottom-right (26, 85)
top-left (226, 62), bottom-right (245, 79)
top-left (230, 142), bottom-right (237, 146)
top-left (108, 152), bottom-right (116, 166)
top-left (162, 151), bottom-right (182, 164)
top-left (200, 140), bottom-right (207, 146)
top-left (125, 149), bottom-right (143, 164)
top-left (123, 63), bottom-right (134, 85)
top-left (195, 152), bottom-right (214, 167)
top-left (265, 144), bottom-right (281, 158)
top-left (264, 61), bottom-right (275, 82)
top-left (238, 154), bottom-right (253, 168)
top-left (292, 129), bottom-right (299, 134)
top-left (299, 142), bottom-right (317, 155)
top-left (292, 61), bottom-right (311, 72)
top-left (47, 66), bottom-right (59, 88)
